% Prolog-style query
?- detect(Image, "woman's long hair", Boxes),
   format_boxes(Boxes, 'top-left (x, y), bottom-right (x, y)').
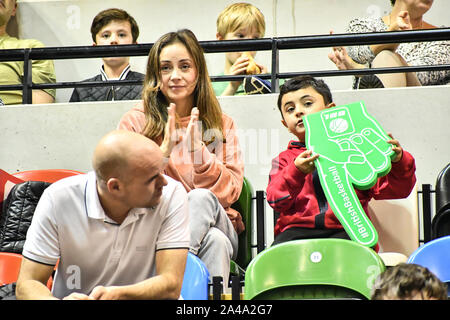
top-left (141, 29), bottom-right (223, 143)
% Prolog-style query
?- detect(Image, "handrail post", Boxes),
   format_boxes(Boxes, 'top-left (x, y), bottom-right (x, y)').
top-left (270, 38), bottom-right (279, 93)
top-left (256, 190), bottom-right (266, 252)
top-left (422, 184), bottom-right (433, 243)
top-left (22, 49), bottom-right (32, 104)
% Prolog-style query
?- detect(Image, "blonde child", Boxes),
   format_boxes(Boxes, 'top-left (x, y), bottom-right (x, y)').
top-left (214, 2), bottom-right (268, 96)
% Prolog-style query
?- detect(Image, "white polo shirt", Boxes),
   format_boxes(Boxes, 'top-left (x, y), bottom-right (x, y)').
top-left (22, 171), bottom-right (190, 299)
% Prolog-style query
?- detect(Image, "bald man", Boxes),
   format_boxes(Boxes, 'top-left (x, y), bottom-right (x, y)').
top-left (16, 130), bottom-right (190, 300)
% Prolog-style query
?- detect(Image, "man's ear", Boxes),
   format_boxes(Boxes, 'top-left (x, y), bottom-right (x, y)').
top-left (106, 178), bottom-right (121, 194)
top-left (326, 102), bottom-right (336, 109)
top-left (281, 118), bottom-right (288, 129)
top-left (216, 32), bottom-right (223, 41)
top-left (93, 42), bottom-right (97, 46)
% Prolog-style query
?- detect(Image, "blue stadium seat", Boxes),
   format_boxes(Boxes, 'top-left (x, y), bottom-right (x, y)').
top-left (180, 252), bottom-right (210, 300)
top-left (407, 235), bottom-right (450, 295)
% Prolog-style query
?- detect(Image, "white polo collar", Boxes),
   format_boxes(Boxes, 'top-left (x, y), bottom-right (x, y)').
top-left (84, 171), bottom-right (108, 221)
top-left (84, 171), bottom-right (153, 225)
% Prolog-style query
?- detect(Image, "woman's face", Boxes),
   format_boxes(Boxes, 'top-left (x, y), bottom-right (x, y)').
top-left (158, 42), bottom-right (198, 105)
top-left (398, 0), bottom-right (433, 16)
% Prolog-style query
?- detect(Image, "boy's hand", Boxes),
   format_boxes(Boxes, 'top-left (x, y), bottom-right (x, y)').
top-left (229, 55), bottom-right (250, 86)
top-left (294, 149), bottom-right (319, 174)
top-left (387, 133), bottom-right (403, 163)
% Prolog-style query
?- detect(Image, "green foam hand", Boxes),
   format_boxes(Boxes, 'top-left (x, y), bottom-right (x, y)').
top-left (304, 101), bottom-right (396, 247)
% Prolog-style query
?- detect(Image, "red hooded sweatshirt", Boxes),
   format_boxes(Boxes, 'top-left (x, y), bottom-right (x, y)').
top-left (267, 140), bottom-right (417, 236)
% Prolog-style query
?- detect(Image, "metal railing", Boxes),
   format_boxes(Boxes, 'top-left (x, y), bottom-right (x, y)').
top-left (0, 28), bottom-right (449, 104)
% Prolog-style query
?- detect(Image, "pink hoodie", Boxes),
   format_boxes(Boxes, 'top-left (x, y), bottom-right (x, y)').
top-left (117, 103), bottom-right (245, 234)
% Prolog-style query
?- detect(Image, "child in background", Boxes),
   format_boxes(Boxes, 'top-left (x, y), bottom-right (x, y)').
top-left (214, 2), bottom-right (269, 96)
top-left (69, 8), bottom-right (144, 102)
top-left (371, 263), bottom-right (448, 300)
top-left (266, 75), bottom-right (416, 246)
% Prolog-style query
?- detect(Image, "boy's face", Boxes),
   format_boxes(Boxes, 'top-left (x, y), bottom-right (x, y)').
top-left (280, 86), bottom-right (335, 142)
top-left (94, 19), bottom-right (135, 69)
top-left (217, 25), bottom-right (261, 66)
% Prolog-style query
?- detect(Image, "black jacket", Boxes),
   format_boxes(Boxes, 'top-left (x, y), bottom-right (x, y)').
top-left (0, 181), bottom-right (51, 254)
top-left (0, 181), bottom-right (51, 299)
top-left (69, 70), bottom-right (144, 102)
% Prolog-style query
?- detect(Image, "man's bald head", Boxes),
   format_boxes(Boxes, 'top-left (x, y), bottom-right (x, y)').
top-left (92, 130), bottom-right (162, 184)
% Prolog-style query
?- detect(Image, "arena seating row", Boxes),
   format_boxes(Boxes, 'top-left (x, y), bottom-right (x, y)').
top-left (0, 164), bottom-right (449, 299)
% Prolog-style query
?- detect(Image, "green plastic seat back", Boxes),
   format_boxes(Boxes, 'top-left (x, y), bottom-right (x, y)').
top-left (230, 177), bottom-right (254, 271)
top-left (244, 239), bottom-right (385, 300)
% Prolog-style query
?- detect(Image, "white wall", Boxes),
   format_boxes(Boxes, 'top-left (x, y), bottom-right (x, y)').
top-left (1, 86), bottom-right (449, 245)
top-left (14, 0), bottom-right (450, 102)
top-left (3, 86), bottom-right (449, 187)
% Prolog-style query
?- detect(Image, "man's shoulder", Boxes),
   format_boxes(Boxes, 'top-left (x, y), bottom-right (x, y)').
top-left (0, 36), bottom-right (45, 50)
top-left (44, 173), bottom-right (88, 198)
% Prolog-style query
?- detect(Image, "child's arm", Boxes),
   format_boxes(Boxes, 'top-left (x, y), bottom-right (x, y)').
top-left (266, 150), bottom-right (317, 212)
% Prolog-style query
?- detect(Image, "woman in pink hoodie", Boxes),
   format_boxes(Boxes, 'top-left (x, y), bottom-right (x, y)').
top-left (117, 29), bottom-right (244, 287)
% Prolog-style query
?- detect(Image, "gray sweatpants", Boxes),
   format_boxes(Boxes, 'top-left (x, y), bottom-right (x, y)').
top-left (188, 189), bottom-right (238, 290)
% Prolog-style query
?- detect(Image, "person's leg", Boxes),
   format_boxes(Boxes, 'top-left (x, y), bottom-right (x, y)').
top-left (188, 189), bottom-right (238, 287)
top-left (372, 50), bottom-right (421, 87)
top-left (196, 227), bottom-right (234, 290)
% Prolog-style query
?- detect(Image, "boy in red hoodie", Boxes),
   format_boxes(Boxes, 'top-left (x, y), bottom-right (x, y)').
top-left (267, 76), bottom-right (416, 246)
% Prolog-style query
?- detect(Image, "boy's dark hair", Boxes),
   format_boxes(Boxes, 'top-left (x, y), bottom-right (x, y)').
top-left (390, 0), bottom-right (396, 6)
top-left (277, 76), bottom-right (333, 115)
top-left (371, 263), bottom-right (448, 300)
top-left (90, 8), bottom-right (140, 43)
